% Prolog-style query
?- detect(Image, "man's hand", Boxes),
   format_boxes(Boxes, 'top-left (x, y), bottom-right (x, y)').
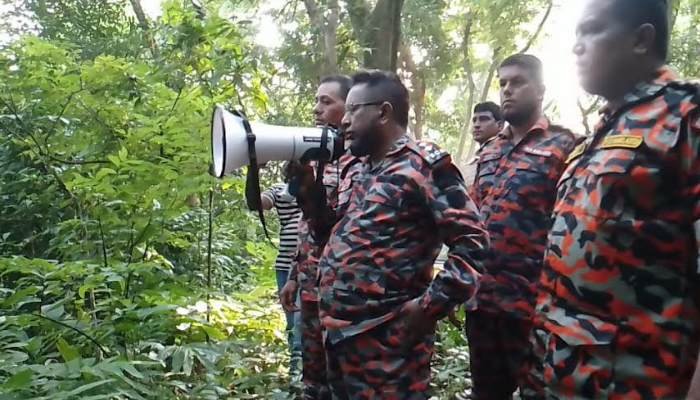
top-left (401, 299), bottom-right (437, 350)
top-left (279, 280), bottom-right (299, 312)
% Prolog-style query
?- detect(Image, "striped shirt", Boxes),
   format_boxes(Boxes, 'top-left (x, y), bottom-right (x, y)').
top-left (262, 183), bottom-right (302, 272)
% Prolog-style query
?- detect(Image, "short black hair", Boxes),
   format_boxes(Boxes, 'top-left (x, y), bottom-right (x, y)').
top-left (473, 102), bottom-right (503, 121)
top-left (610, 0), bottom-right (669, 61)
top-left (350, 70), bottom-right (410, 128)
top-left (499, 54), bottom-right (544, 84)
top-left (320, 74), bottom-right (353, 101)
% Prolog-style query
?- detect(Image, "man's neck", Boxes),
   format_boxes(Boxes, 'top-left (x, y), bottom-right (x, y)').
top-left (510, 112), bottom-right (542, 145)
top-left (369, 127), bottom-right (406, 165)
top-left (604, 63), bottom-right (664, 115)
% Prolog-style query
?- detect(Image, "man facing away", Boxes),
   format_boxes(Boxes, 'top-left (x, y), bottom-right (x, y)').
top-left (467, 54), bottom-right (581, 400)
top-left (529, 0), bottom-right (700, 399)
top-left (462, 102), bottom-right (504, 188)
top-left (318, 70), bottom-right (489, 400)
top-left (279, 74), bottom-right (359, 400)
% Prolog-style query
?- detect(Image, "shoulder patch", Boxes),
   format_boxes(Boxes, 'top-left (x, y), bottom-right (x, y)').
top-left (406, 141), bottom-right (450, 166)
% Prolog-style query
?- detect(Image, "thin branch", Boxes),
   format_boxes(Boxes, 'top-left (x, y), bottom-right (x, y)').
top-left (32, 313), bottom-right (109, 356)
top-left (44, 90), bottom-right (82, 144)
top-left (519, 0), bottom-right (553, 54)
top-left (98, 217), bottom-right (109, 269)
top-left (129, 0), bottom-right (160, 58)
top-left (206, 188), bottom-right (214, 324)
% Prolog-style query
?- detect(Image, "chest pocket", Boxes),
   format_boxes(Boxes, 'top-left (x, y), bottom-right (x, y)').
top-left (475, 154), bottom-right (502, 199)
top-left (510, 154), bottom-right (557, 208)
top-left (335, 172), bottom-right (360, 210)
top-left (561, 148), bottom-right (644, 220)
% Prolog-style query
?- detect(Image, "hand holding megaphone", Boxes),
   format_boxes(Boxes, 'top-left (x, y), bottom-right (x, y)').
top-left (210, 105), bottom-right (345, 178)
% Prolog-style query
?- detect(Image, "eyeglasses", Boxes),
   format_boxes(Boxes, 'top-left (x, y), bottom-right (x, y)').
top-left (344, 101), bottom-right (385, 116)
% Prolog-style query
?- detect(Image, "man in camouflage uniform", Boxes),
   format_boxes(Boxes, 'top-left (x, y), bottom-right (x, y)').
top-left (462, 102), bottom-right (504, 188)
top-left (279, 75), bottom-right (358, 400)
top-left (317, 70), bottom-right (489, 400)
top-left (466, 54), bottom-right (580, 400)
top-left (529, 1), bottom-right (700, 399)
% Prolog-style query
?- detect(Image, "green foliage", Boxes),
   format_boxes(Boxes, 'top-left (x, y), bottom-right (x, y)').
top-left (0, 257), bottom-right (293, 399)
top-left (0, 1), bottom-right (297, 398)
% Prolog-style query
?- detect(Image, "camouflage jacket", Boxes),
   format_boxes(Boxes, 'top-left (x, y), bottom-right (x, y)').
top-left (470, 118), bottom-right (581, 319)
top-left (318, 135), bottom-right (489, 345)
top-left (289, 152), bottom-right (362, 302)
top-left (537, 67), bottom-right (700, 391)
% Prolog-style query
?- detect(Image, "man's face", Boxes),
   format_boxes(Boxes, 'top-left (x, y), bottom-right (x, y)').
top-left (341, 84), bottom-right (384, 157)
top-left (472, 111), bottom-right (502, 144)
top-left (499, 65), bottom-right (544, 126)
top-left (313, 82), bottom-right (346, 127)
top-left (574, 0), bottom-right (637, 97)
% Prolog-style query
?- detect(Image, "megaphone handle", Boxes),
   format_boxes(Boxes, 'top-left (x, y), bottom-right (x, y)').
top-left (245, 131), bottom-right (277, 249)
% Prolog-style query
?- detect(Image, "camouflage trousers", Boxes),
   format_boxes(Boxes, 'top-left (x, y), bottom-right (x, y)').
top-left (300, 299), bottom-right (331, 400)
top-left (465, 310), bottom-right (536, 400)
top-left (525, 325), bottom-right (698, 400)
top-left (325, 317), bottom-right (435, 400)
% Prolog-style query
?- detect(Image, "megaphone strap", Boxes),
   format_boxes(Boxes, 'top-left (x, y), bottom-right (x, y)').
top-left (243, 117), bottom-right (277, 249)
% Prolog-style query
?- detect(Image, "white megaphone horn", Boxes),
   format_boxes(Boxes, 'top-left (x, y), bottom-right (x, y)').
top-left (210, 105), bottom-right (345, 178)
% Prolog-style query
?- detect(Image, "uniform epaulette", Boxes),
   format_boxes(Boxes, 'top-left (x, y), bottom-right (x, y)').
top-left (549, 124), bottom-right (585, 141)
top-left (405, 141), bottom-right (450, 167)
top-left (665, 80), bottom-right (700, 104)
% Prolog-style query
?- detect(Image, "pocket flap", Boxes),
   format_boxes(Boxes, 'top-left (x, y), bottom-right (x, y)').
top-left (543, 306), bottom-right (619, 347)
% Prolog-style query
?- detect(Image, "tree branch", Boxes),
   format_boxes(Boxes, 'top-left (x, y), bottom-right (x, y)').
top-left (519, 0), bottom-right (553, 54)
top-left (32, 313), bottom-right (109, 356)
top-left (400, 44), bottom-right (426, 139)
top-left (129, 0), bottom-right (160, 58)
top-left (456, 15), bottom-right (476, 163)
top-left (479, 48), bottom-right (501, 103)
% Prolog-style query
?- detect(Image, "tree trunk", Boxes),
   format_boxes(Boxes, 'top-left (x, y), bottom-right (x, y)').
top-left (346, 0), bottom-right (405, 71)
top-left (303, 0), bottom-right (340, 76)
top-left (400, 44), bottom-right (426, 139)
top-left (455, 15), bottom-right (475, 164)
top-left (129, 0), bottom-right (160, 59)
top-left (669, 0), bottom-right (680, 32)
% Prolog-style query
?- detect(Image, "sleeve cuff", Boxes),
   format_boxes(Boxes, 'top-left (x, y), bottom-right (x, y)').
top-left (417, 292), bottom-right (449, 321)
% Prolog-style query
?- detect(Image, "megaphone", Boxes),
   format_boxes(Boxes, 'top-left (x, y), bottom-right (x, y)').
top-left (210, 105), bottom-right (345, 178)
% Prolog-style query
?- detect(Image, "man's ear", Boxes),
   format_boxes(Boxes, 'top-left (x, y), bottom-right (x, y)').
top-left (538, 83), bottom-right (546, 102)
top-left (634, 23), bottom-right (657, 57)
top-left (379, 102), bottom-right (393, 125)
top-left (497, 120), bottom-right (505, 130)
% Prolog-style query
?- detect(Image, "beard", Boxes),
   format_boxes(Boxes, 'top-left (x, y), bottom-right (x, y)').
top-left (504, 102), bottom-right (538, 126)
top-left (349, 128), bottom-right (379, 157)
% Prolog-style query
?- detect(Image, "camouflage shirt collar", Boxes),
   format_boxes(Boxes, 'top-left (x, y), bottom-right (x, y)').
top-left (364, 134), bottom-right (411, 172)
top-left (497, 116), bottom-right (550, 140)
top-left (599, 66), bottom-right (678, 117)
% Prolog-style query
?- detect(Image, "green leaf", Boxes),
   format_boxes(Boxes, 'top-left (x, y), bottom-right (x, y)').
top-left (40, 301), bottom-right (65, 320)
top-left (57, 337), bottom-right (80, 362)
top-left (95, 168), bottom-right (117, 180)
top-left (107, 155), bottom-right (121, 166)
top-left (2, 369), bottom-right (33, 390)
top-left (3, 287), bottom-right (39, 308)
top-left (200, 324), bottom-right (227, 340)
top-left (171, 348), bottom-right (184, 373)
top-left (118, 147), bottom-right (128, 161)
top-left (64, 379), bottom-right (115, 396)
top-left (78, 284), bottom-right (95, 298)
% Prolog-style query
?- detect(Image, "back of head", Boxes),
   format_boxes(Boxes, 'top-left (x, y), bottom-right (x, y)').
top-left (350, 70), bottom-right (410, 128)
top-left (499, 54), bottom-right (544, 84)
top-left (473, 101), bottom-right (503, 121)
top-left (610, 0), bottom-right (669, 62)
